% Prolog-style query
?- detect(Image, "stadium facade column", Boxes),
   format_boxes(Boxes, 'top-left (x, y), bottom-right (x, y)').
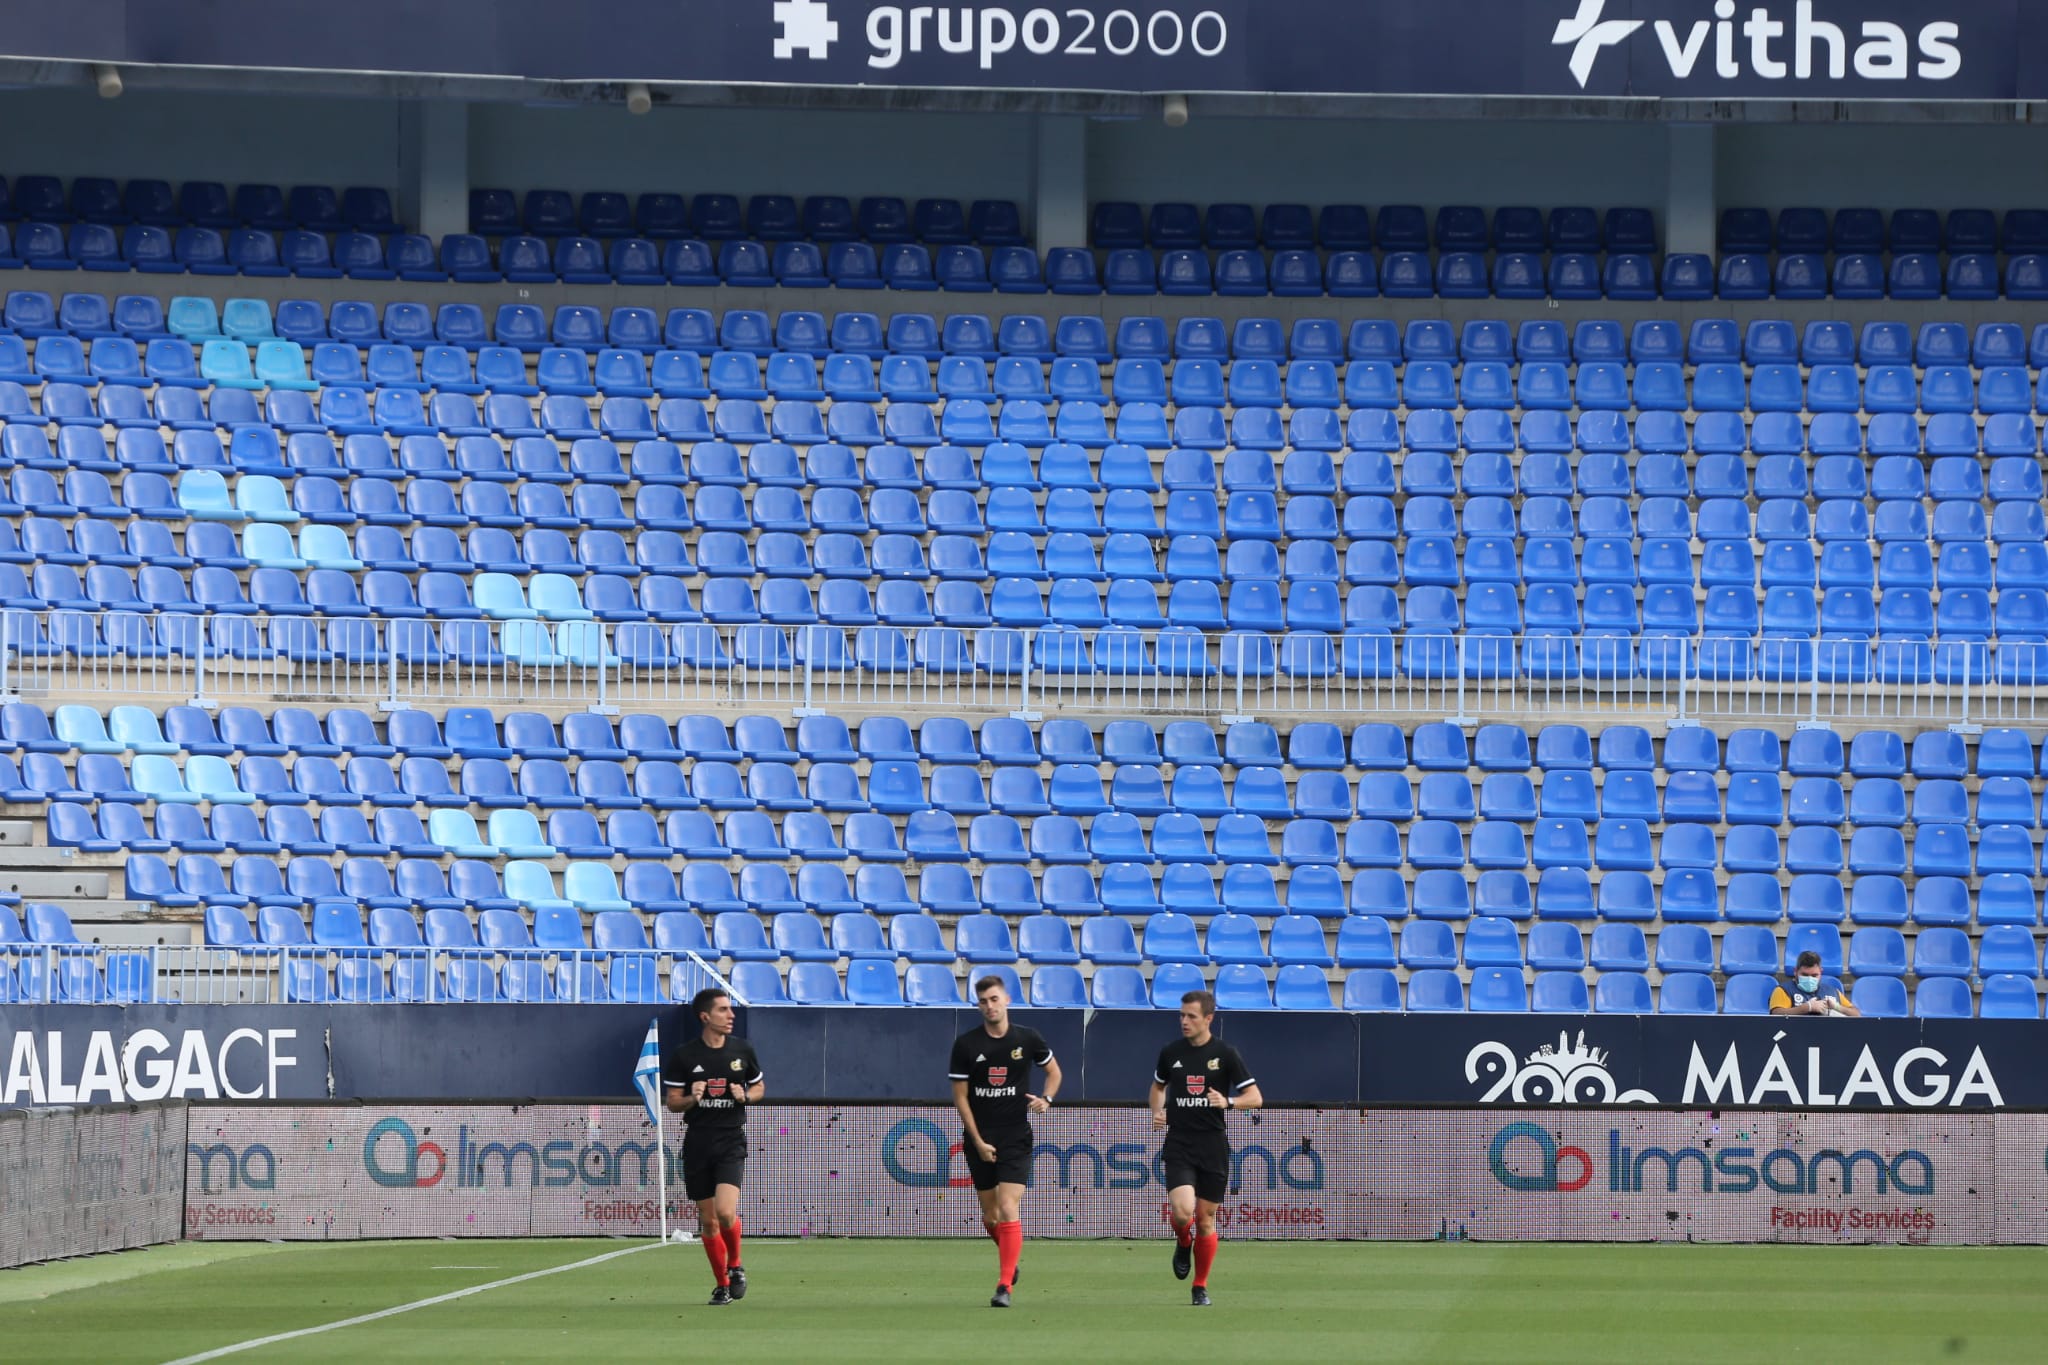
top-left (1664, 122), bottom-right (1718, 258)
top-left (399, 99), bottom-right (471, 243)
top-left (1033, 114), bottom-right (1089, 250)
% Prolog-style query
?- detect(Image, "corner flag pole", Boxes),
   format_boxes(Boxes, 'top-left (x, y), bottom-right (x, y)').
top-left (656, 1100), bottom-right (669, 1246)
top-left (632, 1016), bottom-right (670, 1246)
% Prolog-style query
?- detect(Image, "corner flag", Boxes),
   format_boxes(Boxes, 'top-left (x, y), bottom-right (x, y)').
top-left (633, 1018), bottom-right (663, 1128)
top-left (632, 1016), bottom-right (676, 1244)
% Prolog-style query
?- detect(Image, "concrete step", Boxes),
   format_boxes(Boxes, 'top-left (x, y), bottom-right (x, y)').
top-left (75, 921), bottom-right (200, 948)
top-left (0, 869), bottom-right (113, 900)
top-left (14, 847), bottom-right (125, 873)
top-left (58, 900), bottom-right (161, 922)
top-left (0, 820), bottom-right (33, 846)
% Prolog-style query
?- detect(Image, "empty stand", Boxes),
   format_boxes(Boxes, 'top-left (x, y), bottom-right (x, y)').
top-left (7, 706), bottom-right (2042, 1018)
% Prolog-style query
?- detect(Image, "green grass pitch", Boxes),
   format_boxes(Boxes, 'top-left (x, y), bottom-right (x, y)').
top-left (5, 1237), bottom-right (2046, 1363)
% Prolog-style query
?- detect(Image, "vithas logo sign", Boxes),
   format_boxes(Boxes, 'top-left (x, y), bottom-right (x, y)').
top-left (1554, 0), bottom-right (1962, 89)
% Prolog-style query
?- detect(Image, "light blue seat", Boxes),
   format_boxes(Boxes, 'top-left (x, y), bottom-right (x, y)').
top-left (503, 860), bottom-right (575, 914)
top-left (176, 470), bottom-right (243, 521)
top-left (254, 339), bottom-right (317, 391)
top-left (564, 863), bottom-right (632, 914)
top-left (235, 475), bottom-right (299, 524)
top-left (54, 705), bottom-right (123, 754)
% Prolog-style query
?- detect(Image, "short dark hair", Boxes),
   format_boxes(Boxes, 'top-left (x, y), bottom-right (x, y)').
top-left (1181, 989), bottom-right (1217, 1016)
top-left (1795, 951), bottom-right (1823, 971)
top-left (691, 987), bottom-right (731, 1020)
top-left (973, 975), bottom-right (1008, 999)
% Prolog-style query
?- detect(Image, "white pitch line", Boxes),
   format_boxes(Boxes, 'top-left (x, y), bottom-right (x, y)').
top-left (156, 1242), bottom-right (660, 1365)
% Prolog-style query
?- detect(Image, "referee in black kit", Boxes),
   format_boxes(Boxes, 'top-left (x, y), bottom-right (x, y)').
top-left (664, 987), bottom-right (764, 1306)
top-left (1150, 989), bottom-right (1261, 1307)
top-left (949, 974), bottom-right (1061, 1308)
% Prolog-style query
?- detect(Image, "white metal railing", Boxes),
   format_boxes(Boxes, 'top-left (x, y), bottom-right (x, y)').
top-left (2, 942), bottom-right (734, 1006)
top-left (3, 608), bottom-right (2045, 730)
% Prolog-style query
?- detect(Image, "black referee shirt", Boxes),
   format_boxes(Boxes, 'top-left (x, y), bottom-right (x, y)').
top-left (664, 1037), bottom-right (764, 1131)
top-left (1154, 1037), bottom-right (1254, 1134)
top-left (949, 1025), bottom-right (1054, 1135)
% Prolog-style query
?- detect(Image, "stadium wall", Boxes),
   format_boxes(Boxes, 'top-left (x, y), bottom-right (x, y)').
top-left (180, 1101), bottom-right (2048, 1245)
top-left (14, 90), bottom-right (408, 190)
top-left (1, 1006), bottom-right (2037, 1110)
top-left (0, 1101), bottom-right (188, 1268)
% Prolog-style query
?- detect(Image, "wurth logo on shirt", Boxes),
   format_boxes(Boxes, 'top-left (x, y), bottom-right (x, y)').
top-left (689, 1063), bottom-right (740, 1108)
top-left (988, 1067), bottom-right (1009, 1087)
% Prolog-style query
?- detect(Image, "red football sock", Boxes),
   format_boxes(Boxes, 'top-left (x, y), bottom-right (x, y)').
top-left (721, 1216), bottom-right (743, 1268)
top-left (1173, 1215), bottom-right (1194, 1249)
top-left (703, 1229), bottom-right (729, 1287)
top-left (996, 1221), bottom-right (1023, 1289)
top-left (983, 1219), bottom-right (1000, 1244)
top-left (1192, 1234), bottom-right (1218, 1288)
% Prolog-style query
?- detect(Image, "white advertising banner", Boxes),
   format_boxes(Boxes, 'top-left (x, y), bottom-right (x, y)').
top-left (181, 1105), bottom-right (2048, 1245)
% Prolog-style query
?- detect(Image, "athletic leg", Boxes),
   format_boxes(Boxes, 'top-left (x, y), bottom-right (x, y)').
top-left (714, 1183), bottom-right (745, 1297)
top-left (1167, 1181), bottom-right (1197, 1281)
top-left (992, 1181), bottom-right (1025, 1291)
top-left (1168, 1183), bottom-right (1197, 1245)
top-left (695, 1195), bottom-right (729, 1290)
top-left (975, 1186), bottom-right (1003, 1244)
top-left (1192, 1197), bottom-right (1221, 1286)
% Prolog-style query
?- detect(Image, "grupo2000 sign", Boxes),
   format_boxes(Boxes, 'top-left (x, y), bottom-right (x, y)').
top-left (185, 1105), bottom-right (2048, 1245)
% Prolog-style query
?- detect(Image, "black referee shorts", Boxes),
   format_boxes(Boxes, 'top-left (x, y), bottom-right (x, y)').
top-left (963, 1130), bottom-right (1034, 1191)
top-left (1160, 1132), bottom-right (1230, 1204)
top-left (682, 1131), bottom-right (748, 1202)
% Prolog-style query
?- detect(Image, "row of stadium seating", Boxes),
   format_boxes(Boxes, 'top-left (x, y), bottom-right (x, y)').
top-left (0, 181), bottom-right (1661, 253)
top-left (21, 385), bottom-right (2048, 476)
top-left (90, 822), bottom-right (2048, 916)
top-left (7, 894), bottom-right (2042, 1015)
top-left (40, 181), bottom-right (2048, 262)
top-left (15, 225), bottom-right (2048, 299)
top-left (26, 292), bottom-right (2048, 370)
top-left (13, 706), bottom-right (2032, 775)
top-left (15, 622), bottom-right (2038, 691)
top-left (32, 180), bottom-right (2048, 256)
top-left (13, 942), bottom-right (2039, 1016)
top-left (35, 336), bottom-right (2048, 423)
top-left (28, 346), bottom-right (2048, 424)
top-left (8, 520), bottom-right (2042, 606)
top-left (176, 901), bottom-right (2048, 989)
top-left (14, 441), bottom-right (2044, 516)
top-left (12, 707), bottom-right (2048, 902)
top-left (25, 379), bottom-right (2048, 466)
